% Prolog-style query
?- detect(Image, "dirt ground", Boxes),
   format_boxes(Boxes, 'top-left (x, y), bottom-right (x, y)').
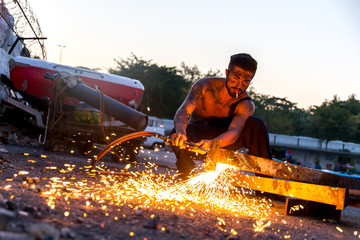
top-left (1, 143), bottom-right (360, 240)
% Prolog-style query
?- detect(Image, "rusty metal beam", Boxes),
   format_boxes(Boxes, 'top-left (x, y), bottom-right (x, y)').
top-left (232, 174), bottom-right (347, 210)
top-left (210, 148), bottom-right (360, 190)
top-left (205, 139), bottom-right (222, 171)
top-left (348, 189), bottom-right (360, 208)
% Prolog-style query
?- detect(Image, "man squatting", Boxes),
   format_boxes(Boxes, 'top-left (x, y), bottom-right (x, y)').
top-left (171, 53), bottom-right (272, 179)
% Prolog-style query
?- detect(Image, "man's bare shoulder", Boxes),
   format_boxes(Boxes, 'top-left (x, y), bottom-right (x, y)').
top-left (195, 77), bottom-right (225, 89)
top-left (234, 95), bottom-right (255, 115)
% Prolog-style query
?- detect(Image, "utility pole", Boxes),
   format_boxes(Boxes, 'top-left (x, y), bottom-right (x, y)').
top-left (58, 44), bottom-right (66, 63)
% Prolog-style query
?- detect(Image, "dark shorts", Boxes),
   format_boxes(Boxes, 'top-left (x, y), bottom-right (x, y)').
top-left (172, 116), bottom-right (272, 177)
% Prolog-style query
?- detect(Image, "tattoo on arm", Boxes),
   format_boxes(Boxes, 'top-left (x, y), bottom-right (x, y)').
top-left (174, 109), bottom-right (189, 124)
top-left (187, 83), bottom-right (203, 105)
top-left (174, 82), bottom-right (204, 124)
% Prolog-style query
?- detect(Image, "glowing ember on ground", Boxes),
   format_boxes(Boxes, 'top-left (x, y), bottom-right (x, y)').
top-left (253, 218), bottom-right (272, 232)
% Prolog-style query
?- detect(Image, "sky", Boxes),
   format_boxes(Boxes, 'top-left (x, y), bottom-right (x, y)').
top-left (29, 0), bottom-right (360, 109)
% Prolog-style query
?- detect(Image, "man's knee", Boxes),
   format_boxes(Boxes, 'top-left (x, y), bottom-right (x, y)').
top-left (242, 117), bottom-right (269, 138)
top-left (246, 116), bottom-right (268, 130)
top-left (227, 116), bottom-right (269, 151)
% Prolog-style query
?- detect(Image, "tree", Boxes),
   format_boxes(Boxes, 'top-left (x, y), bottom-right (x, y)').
top-left (306, 95), bottom-right (359, 144)
top-left (249, 87), bottom-right (309, 136)
top-left (178, 62), bottom-right (202, 82)
top-left (109, 54), bottom-right (223, 119)
top-left (349, 114), bottom-right (360, 143)
top-left (109, 54), bottom-right (191, 118)
top-left (342, 94), bottom-right (360, 115)
top-left (250, 89), bottom-right (360, 143)
top-left (178, 62), bottom-right (222, 82)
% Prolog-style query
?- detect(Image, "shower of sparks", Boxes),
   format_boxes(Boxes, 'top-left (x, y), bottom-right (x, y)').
top-left (125, 163), bottom-right (272, 219)
top-left (2, 147), bottom-right (357, 239)
top-left (37, 160), bottom-right (272, 233)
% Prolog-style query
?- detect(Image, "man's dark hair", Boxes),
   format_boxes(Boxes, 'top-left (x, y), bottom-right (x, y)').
top-left (228, 53), bottom-right (257, 74)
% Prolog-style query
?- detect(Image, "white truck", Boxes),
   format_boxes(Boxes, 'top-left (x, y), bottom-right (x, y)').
top-left (142, 116), bottom-right (174, 149)
top-left (143, 126), bottom-right (166, 149)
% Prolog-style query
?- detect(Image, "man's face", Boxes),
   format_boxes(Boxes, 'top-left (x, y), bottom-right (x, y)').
top-left (225, 66), bottom-right (254, 98)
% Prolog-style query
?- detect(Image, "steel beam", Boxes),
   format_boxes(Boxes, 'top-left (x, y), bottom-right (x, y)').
top-left (209, 148), bottom-right (360, 190)
top-left (232, 174), bottom-right (347, 210)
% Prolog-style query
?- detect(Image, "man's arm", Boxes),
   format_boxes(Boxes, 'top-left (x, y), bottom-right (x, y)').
top-left (197, 100), bottom-right (255, 149)
top-left (172, 80), bottom-right (205, 147)
top-left (218, 100), bottom-right (255, 147)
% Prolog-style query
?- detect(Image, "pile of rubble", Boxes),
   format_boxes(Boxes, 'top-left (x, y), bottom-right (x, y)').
top-left (0, 192), bottom-right (74, 240)
top-left (0, 153), bottom-right (74, 240)
top-left (0, 122), bottom-right (39, 147)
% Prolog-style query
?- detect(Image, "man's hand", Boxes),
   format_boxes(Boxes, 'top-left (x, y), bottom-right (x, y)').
top-left (196, 139), bottom-right (211, 154)
top-left (171, 132), bottom-right (187, 149)
top-left (196, 139), bottom-right (211, 151)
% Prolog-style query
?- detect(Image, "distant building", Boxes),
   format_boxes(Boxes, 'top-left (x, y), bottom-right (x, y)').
top-left (269, 133), bottom-right (360, 172)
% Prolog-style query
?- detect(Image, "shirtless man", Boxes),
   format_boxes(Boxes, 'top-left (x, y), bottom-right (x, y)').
top-left (171, 53), bottom-right (271, 178)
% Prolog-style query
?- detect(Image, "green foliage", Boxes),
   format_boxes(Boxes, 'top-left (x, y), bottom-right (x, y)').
top-left (109, 54), bottom-right (191, 118)
top-left (306, 95), bottom-right (360, 143)
top-left (250, 88), bottom-right (359, 143)
top-left (178, 62), bottom-right (202, 82)
top-left (178, 62), bottom-right (223, 82)
top-left (249, 87), bottom-right (309, 136)
top-left (109, 54), bottom-right (222, 118)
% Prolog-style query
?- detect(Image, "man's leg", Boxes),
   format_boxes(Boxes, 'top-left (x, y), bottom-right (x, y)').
top-left (228, 116), bottom-right (277, 198)
top-left (171, 124), bottom-right (205, 179)
top-left (172, 146), bottom-right (198, 179)
top-left (227, 116), bottom-right (272, 159)
top-left (172, 123), bottom-right (227, 179)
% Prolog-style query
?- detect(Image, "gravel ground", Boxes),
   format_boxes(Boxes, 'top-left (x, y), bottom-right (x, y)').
top-left (0, 143), bottom-right (360, 240)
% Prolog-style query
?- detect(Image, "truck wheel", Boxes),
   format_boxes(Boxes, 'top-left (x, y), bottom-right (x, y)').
top-left (77, 141), bottom-right (93, 155)
top-left (44, 138), bottom-right (57, 152)
top-left (124, 147), bottom-right (137, 161)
